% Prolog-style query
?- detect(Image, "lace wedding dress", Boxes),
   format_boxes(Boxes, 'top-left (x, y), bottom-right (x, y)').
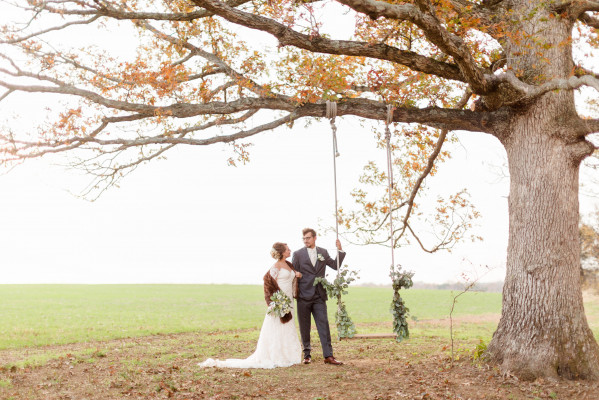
top-left (198, 267), bottom-right (302, 369)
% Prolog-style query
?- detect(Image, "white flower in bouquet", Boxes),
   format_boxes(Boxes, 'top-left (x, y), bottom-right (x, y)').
top-left (266, 290), bottom-right (293, 318)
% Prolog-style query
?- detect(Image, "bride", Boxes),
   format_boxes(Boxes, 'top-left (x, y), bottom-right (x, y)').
top-left (198, 242), bottom-right (303, 369)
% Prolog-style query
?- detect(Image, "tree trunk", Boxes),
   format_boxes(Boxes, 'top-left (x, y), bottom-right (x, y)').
top-left (485, 2), bottom-right (599, 380)
top-left (487, 94), bottom-right (599, 379)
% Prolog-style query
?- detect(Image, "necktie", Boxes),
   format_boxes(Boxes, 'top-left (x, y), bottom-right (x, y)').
top-left (309, 249), bottom-right (316, 266)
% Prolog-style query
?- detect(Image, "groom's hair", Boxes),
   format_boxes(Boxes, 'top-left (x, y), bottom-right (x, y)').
top-left (302, 228), bottom-right (317, 237)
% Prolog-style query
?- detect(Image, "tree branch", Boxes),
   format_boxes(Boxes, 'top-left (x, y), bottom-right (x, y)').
top-left (407, 223), bottom-right (440, 253)
top-left (189, 0), bottom-right (464, 82)
top-left (394, 90), bottom-right (471, 237)
top-left (492, 71), bottom-right (599, 106)
top-left (338, 90), bottom-right (474, 249)
top-left (333, 0), bottom-right (493, 93)
top-left (136, 20), bottom-right (276, 98)
top-left (575, 64), bottom-right (599, 79)
top-left (0, 89), bottom-right (14, 102)
top-left (0, 62), bottom-right (496, 134)
top-left (580, 12), bottom-right (599, 28)
top-left (0, 112), bottom-right (296, 161)
top-left (554, 1), bottom-right (599, 18)
top-left (0, 16), bottom-right (100, 44)
top-left (583, 119), bottom-right (599, 134)
top-left (15, 0), bottom-right (251, 21)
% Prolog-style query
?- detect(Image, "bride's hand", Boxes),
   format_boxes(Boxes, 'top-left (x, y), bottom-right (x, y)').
top-left (295, 271), bottom-right (302, 279)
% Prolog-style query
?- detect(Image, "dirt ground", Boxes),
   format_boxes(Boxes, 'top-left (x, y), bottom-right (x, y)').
top-left (2, 326), bottom-right (599, 400)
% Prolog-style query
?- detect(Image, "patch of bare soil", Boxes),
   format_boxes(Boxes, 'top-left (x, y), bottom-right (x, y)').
top-left (1, 329), bottom-right (599, 400)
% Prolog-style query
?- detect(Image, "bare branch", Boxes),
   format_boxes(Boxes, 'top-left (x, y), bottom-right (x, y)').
top-left (402, 129), bottom-right (448, 224)
top-left (1, 16), bottom-right (100, 44)
top-left (162, 109), bottom-right (259, 136)
top-left (35, 0), bottom-right (250, 21)
top-left (407, 223), bottom-right (439, 253)
top-left (0, 112), bottom-right (296, 163)
top-left (0, 89), bottom-right (14, 102)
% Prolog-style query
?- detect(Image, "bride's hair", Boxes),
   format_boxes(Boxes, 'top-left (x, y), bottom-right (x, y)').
top-left (270, 242), bottom-right (287, 260)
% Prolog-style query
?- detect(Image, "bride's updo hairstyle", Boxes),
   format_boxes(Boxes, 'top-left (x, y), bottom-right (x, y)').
top-left (270, 242), bottom-right (287, 260)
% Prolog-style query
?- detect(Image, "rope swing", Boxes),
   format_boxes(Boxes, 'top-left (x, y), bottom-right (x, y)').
top-left (385, 105), bottom-right (396, 268)
top-left (316, 100), bottom-right (358, 339)
top-left (319, 103), bottom-right (411, 341)
top-left (385, 105), bottom-right (414, 342)
top-left (326, 100), bottom-right (341, 275)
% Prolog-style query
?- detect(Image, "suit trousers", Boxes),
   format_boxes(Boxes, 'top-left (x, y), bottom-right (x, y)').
top-left (296, 296), bottom-right (333, 358)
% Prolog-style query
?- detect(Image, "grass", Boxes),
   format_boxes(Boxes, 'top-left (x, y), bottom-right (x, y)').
top-left (1, 284), bottom-right (502, 350)
top-left (4, 329), bottom-right (599, 400)
top-left (2, 285), bottom-right (599, 399)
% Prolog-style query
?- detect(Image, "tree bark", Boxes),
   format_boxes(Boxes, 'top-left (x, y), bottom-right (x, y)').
top-left (487, 93), bottom-right (599, 379)
top-left (485, 1), bottom-right (599, 380)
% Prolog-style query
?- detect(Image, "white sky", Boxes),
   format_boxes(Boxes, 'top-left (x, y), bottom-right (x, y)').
top-left (1, 4), bottom-right (598, 285)
top-left (1, 112), bottom-right (516, 285)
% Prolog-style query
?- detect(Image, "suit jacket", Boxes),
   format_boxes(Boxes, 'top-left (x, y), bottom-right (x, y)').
top-left (291, 246), bottom-right (346, 301)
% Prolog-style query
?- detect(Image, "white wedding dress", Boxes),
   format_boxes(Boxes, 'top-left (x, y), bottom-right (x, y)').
top-left (198, 267), bottom-right (302, 369)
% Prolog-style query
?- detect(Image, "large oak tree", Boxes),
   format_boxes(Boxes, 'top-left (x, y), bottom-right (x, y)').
top-left (2, 0), bottom-right (599, 379)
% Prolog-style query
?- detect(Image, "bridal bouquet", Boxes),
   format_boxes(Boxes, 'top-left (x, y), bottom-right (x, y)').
top-left (267, 290), bottom-right (293, 318)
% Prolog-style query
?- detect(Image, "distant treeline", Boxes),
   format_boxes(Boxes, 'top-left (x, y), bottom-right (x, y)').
top-left (359, 270), bottom-right (599, 293)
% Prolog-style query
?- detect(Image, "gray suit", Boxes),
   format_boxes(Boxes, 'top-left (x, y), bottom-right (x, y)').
top-left (292, 246), bottom-right (346, 358)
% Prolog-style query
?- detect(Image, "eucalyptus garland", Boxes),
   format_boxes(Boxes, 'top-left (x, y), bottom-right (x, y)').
top-left (390, 264), bottom-right (414, 342)
top-left (314, 265), bottom-right (359, 339)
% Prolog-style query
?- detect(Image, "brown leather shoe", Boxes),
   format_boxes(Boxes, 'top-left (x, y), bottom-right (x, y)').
top-left (303, 356), bottom-right (311, 364)
top-left (323, 356), bottom-right (343, 365)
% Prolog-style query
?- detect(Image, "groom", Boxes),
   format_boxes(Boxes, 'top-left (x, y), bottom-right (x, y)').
top-left (292, 228), bottom-right (346, 366)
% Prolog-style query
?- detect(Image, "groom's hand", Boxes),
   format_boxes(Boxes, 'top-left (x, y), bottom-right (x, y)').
top-left (336, 239), bottom-right (343, 251)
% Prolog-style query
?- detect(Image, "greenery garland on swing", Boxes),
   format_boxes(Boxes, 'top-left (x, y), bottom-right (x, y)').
top-left (389, 264), bottom-right (414, 342)
top-left (314, 266), bottom-right (359, 339)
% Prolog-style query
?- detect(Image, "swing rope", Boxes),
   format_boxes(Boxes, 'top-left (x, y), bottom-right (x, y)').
top-left (326, 100), bottom-right (341, 275)
top-left (323, 100), bottom-right (358, 340)
top-left (385, 105), bottom-right (395, 268)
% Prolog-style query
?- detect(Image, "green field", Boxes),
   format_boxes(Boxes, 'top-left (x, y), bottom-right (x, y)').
top-left (1, 284), bottom-right (497, 350)
top-left (0, 284), bottom-right (596, 351)
top-left (2, 285), bottom-right (599, 400)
